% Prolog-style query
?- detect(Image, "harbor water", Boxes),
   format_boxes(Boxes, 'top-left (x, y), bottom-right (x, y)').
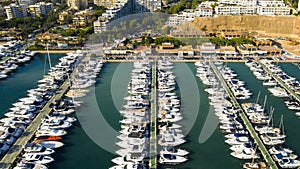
top-left (1, 57), bottom-right (300, 169)
top-left (0, 53), bottom-right (63, 117)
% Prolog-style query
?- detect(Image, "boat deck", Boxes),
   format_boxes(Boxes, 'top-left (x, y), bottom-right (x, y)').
top-left (0, 56), bottom-right (90, 168)
top-left (0, 81), bottom-right (70, 169)
top-left (258, 61), bottom-right (300, 103)
top-left (209, 61), bottom-right (278, 169)
top-left (150, 62), bottom-right (157, 169)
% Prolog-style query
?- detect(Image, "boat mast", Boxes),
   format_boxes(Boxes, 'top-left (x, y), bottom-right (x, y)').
top-left (268, 107), bottom-right (274, 126)
top-left (263, 95), bottom-right (267, 110)
top-left (255, 91), bottom-right (261, 104)
top-left (252, 144), bottom-right (258, 164)
top-left (279, 115), bottom-right (285, 135)
top-left (47, 44), bottom-right (52, 69)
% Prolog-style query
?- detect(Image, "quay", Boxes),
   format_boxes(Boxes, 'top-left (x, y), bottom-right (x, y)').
top-left (0, 54), bottom-right (90, 168)
top-left (0, 57), bottom-right (10, 63)
top-left (0, 81), bottom-right (70, 169)
top-left (103, 59), bottom-right (300, 63)
top-left (209, 61), bottom-right (278, 169)
top-left (149, 62), bottom-right (157, 169)
top-left (258, 61), bottom-right (300, 103)
top-left (35, 50), bottom-right (76, 54)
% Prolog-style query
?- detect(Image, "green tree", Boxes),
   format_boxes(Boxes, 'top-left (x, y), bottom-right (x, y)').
top-left (95, 9), bottom-right (106, 18)
top-left (129, 19), bottom-right (137, 30)
top-left (63, 15), bottom-right (73, 25)
top-left (192, 0), bottom-right (199, 9)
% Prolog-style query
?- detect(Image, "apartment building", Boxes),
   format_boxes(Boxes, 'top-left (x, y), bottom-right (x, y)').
top-left (219, 0), bottom-right (257, 6)
top-left (72, 9), bottom-right (94, 27)
top-left (18, 0), bottom-right (36, 7)
top-left (4, 4), bottom-right (27, 20)
top-left (257, 5), bottom-right (290, 15)
top-left (216, 6), bottom-right (257, 15)
top-left (67, 0), bottom-right (88, 10)
top-left (94, 0), bottom-right (133, 33)
top-left (28, 2), bottom-right (53, 17)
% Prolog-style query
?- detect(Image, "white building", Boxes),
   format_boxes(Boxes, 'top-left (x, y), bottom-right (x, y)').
top-left (215, 0), bottom-right (290, 16)
top-left (18, 0), bottom-right (36, 7)
top-left (257, 6), bottom-right (290, 15)
top-left (4, 4), bottom-right (27, 20)
top-left (219, 0), bottom-right (257, 6)
top-left (298, 0), bottom-right (300, 11)
top-left (94, 17), bottom-right (109, 33)
top-left (67, 0), bottom-right (88, 10)
top-left (94, 0), bottom-right (133, 33)
top-left (134, 0), bottom-right (161, 12)
top-left (195, 1), bottom-right (214, 17)
top-left (195, 7), bottom-right (213, 17)
top-left (216, 6), bottom-right (257, 15)
top-left (168, 10), bottom-right (196, 25)
top-left (94, 0), bottom-right (120, 7)
top-left (257, 0), bottom-right (286, 7)
top-left (28, 2), bottom-right (53, 17)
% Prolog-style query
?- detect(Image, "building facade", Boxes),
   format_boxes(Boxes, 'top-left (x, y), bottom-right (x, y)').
top-left (72, 9), bottom-right (94, 27)
top-left (4, 4), bottom-right (27, 20)
top-left (219, 0), bottom-right (257, 6)
top-left (134, 0), bottom-right (161, 13)
top-left (94, 0), bottom-right (133, 33)
top-left (257, 6), bottom-right (290, 15)
top-left (67, 0), bottom-right (88, 10)
top-left (28, 2), bottom-right (53, 17)
top-left (93, 0), bottom-right (120, 7)
top-left (257, 0), bottom-right (286, 7)
top-left (216, 6), bottom-right (256, 15)
top-left (18, 0), bottom-right (36, 7)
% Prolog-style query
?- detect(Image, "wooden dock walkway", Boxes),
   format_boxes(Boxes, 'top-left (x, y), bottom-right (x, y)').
top-left (209, 61), bottom-right (278, 169)
top-left (150, 62), bottom-right (157, 169)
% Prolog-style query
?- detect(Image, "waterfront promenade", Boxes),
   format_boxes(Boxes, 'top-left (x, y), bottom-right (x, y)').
top-left (209, 61), bottom-right (278, 169)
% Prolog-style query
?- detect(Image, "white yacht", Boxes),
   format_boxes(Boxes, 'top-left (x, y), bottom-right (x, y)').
top-left (35, 127), bottom-right (67, 137)
top-left (46, 114), bottom-right (76, 123)
top-left (268, 87), bottom-right (289, 97)
top-left (278, 159), bottom-right (300, 168)
top-left (41, 119), bottom-right (72, 129)
top-left (13, 161), bottom-right (48, 169)
top-left (23, 154), bottom-right (54, 164)
top-left (269, 146), bottom-right (293, 155)
top-left (231, 148), bottom-right (259, 159)
top-left (23, 143), bottom-right (55, 155)
top-left (158, 135), bottom-right (185, 147)
top-left (225, 136), bottom-right (250, 145)
top-left (111, 153), bottom-right (146, 165)
top-left (160, 147), bottom-right (189, 156)
top-left (34, 140), bottom-right (64, 149)
top-left (158, 154), bottom-right (187, 164)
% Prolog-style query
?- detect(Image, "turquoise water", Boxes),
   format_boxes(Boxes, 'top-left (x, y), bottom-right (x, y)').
top-left (0, 53), bottom-right (63, 117)
top-left (50, 63), bottom-right (133, 169)
top-left (1, 60), bottom-right (300, 169)
top-left (228, 63), bottom-right (300, 159)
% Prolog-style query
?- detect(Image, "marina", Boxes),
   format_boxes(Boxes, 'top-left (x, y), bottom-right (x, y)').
top-left (0, 52), bottom-right (300, 168)
top-left (208, 61), bottom-right (278, 169)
